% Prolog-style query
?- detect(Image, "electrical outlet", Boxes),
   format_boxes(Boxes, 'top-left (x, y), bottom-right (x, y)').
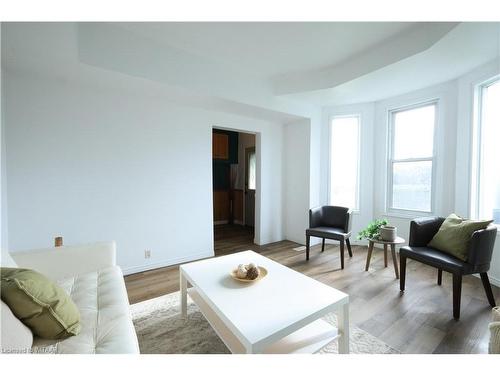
top-left (144, 250), bottom-right (151, 259)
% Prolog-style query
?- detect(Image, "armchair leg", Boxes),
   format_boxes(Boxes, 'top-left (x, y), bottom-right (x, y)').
top-left (321, 238), bottom-right (325, 252)
top-left (346, 238), bottom-right (353, 258)
top-left (340, 240), bottom-right (345, 269)
top-left (306, 235), bottom-right (310, 261)
top-left (400, 255), bottom-right (406, 292)
top-left (437, 269), bottom-right (442, 286)
top-left (480, 272), bottom-right (497, 308)
top-left (452, 273), bottom-right (462, 320)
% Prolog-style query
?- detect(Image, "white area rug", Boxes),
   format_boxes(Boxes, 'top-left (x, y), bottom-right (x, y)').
top-left (131, 292), bottom-right (399, 354)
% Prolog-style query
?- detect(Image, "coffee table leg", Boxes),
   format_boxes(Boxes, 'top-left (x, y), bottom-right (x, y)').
top-left (180, 270), bottom-right (187, 318)
top-left (337, 303), bottom-right (350, 354)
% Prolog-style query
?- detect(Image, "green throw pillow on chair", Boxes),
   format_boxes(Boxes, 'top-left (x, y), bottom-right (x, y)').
top-left (428, 213), bottom-right (493, 261)
top-left (1, 267), bottom-right (81, 339)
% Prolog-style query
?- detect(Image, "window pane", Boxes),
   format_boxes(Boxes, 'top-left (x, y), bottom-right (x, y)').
top-left (330, 116), bottom-right (360, 209)
top-left (393, 104), bottom-right (435, 159)
top-left (392, 161), bottom-right (432, 212)
top-left (248, 151), bottom-right (256, 190)
top-left (478, 79), bottom-right (500, 224)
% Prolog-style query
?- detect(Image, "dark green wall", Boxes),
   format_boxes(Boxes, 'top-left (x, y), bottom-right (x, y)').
top-left (213, 129), bottom-right (238, 190)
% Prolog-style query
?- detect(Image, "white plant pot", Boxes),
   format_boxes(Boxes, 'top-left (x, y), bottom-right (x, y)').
top-left (379, 225), bottom-right (397, 242)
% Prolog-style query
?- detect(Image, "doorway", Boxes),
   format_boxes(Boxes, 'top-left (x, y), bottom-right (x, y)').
top-left (212, 128), bottom-right (257, 255)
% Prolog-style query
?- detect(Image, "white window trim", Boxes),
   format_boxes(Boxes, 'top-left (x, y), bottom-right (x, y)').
top-left (327, 114), bottom-right (362, 213)
top-left (386, 99), bottom-right (439, 216)
top-left (470, 74), bottom-right (500, 225)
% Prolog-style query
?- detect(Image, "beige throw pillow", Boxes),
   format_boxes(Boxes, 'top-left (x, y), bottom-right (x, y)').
top-left (1, 300), bottom-right (34, 353)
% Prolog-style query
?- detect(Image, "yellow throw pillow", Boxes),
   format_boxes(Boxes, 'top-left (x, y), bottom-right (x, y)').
top-left (1, 268), bottom-right (81, 339)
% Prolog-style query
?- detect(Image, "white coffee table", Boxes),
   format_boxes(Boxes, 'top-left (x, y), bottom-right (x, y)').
top-left (179, 250), bottom-right (349, 354)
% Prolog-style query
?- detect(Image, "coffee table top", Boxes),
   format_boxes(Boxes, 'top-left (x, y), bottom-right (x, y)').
top-left (368, 236), bottom-right (405, 245)
top-left (180, 250), bottom-right (348, 348)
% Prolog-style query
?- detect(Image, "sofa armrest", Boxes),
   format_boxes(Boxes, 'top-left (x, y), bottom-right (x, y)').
top-left (10, 241), bottom-right (116, 281)
top-left (409, 217), bottom-right (445, 246)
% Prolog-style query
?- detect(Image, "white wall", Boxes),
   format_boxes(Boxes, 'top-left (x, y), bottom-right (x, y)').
top-left (4, 71), bottom-right (284, 274)
top-left (283, 120), bottom-right (310, 244)
top-left (1, 24), bottom-right (6, 250)
top-left (1, 110), bottom-right (6, 251)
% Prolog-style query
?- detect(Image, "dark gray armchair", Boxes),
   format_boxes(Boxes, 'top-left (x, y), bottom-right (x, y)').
top-left (305, 206), bottom-right (353, 269)
top-left (400, 217), bottom-right (497, 320)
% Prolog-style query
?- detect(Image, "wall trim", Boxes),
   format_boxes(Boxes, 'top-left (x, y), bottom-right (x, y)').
top-left (473, 273), bottom-right (500, 288)
top-left (489, 275), bottom-right (500, 288)
top-left (122, 250), bottom-right (214, 276)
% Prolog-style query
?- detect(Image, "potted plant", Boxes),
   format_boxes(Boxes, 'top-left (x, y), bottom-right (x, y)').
top-left (357, 219), bottom-right (389, 241)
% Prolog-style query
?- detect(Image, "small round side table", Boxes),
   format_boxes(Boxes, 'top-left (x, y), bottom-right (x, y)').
top-left (365, 236), bottom-right (405, 279)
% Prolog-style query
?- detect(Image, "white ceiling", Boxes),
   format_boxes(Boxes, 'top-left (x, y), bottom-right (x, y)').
top-left (283, 22), bottom-right (500, 105)
top-left (2, 22), bottom-right (499, 118)
top-left (116, 22), bottom-right (418, 78)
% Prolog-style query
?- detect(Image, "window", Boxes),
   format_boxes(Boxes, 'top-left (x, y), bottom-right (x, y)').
top-left (388, 102), bottom-right (437, 213)
top-left (329, 115), bottom-right (360, 210)
top-left (472, 77), bottom-right (500, 224)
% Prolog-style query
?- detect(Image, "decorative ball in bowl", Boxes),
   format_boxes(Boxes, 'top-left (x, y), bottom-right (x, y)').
top-left (231, 263), bottom-right (268, 283)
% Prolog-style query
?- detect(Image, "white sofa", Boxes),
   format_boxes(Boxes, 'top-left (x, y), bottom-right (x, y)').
top-left (1, 242), bottom-right (139, 354)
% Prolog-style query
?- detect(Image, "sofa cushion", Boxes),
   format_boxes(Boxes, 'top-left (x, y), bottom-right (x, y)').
top-left (490, 307), bottom-right (500, 354)
top-left (428, 213), bottom-right (492, 261)
top-left (32, 266), bottom-right (139, 354)
top-left (1, 300), bottom-right (33, 353)
top-left (1, 268), bottom-right (81, 339)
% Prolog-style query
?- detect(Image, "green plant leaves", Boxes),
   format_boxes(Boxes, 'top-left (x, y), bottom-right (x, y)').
top-left (357, 219), bottom-right (389, 240)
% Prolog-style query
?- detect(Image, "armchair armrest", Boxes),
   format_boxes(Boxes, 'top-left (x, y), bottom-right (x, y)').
top-left (11, 241), bottom-right (116, 281)
top-left (309, 206), bottom-right (323, 228)
top-left (409, 217), bottom-right (445, 246)
top-left (467, 225), bottom-right (497, 269)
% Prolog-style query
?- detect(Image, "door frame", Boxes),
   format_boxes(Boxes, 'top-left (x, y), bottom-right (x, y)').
top-left (212, 126), bottom-right (260, 245)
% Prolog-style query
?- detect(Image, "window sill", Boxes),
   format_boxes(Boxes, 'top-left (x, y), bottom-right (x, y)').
top-left (382, 211), bottom-right (433, 220)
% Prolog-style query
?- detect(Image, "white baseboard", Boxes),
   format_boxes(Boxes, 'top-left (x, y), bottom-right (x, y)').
top-left (489, 275), bottom-right (500, 288)
top-left (473, 273), bottom-right (500, 288)
top-left (122, 251), bottom-right (214, 276)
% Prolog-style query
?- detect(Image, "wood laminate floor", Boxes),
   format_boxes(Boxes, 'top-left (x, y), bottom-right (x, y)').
top-left (124, 224), bottom-right (499, 354)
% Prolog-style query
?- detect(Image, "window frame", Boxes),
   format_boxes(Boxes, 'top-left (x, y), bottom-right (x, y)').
top-left (328, 113), bottom-right (362, 212)
top-left (470, 75), bottom-right (500, 223)
top-left (386, 100), bottom-right (439, 216)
